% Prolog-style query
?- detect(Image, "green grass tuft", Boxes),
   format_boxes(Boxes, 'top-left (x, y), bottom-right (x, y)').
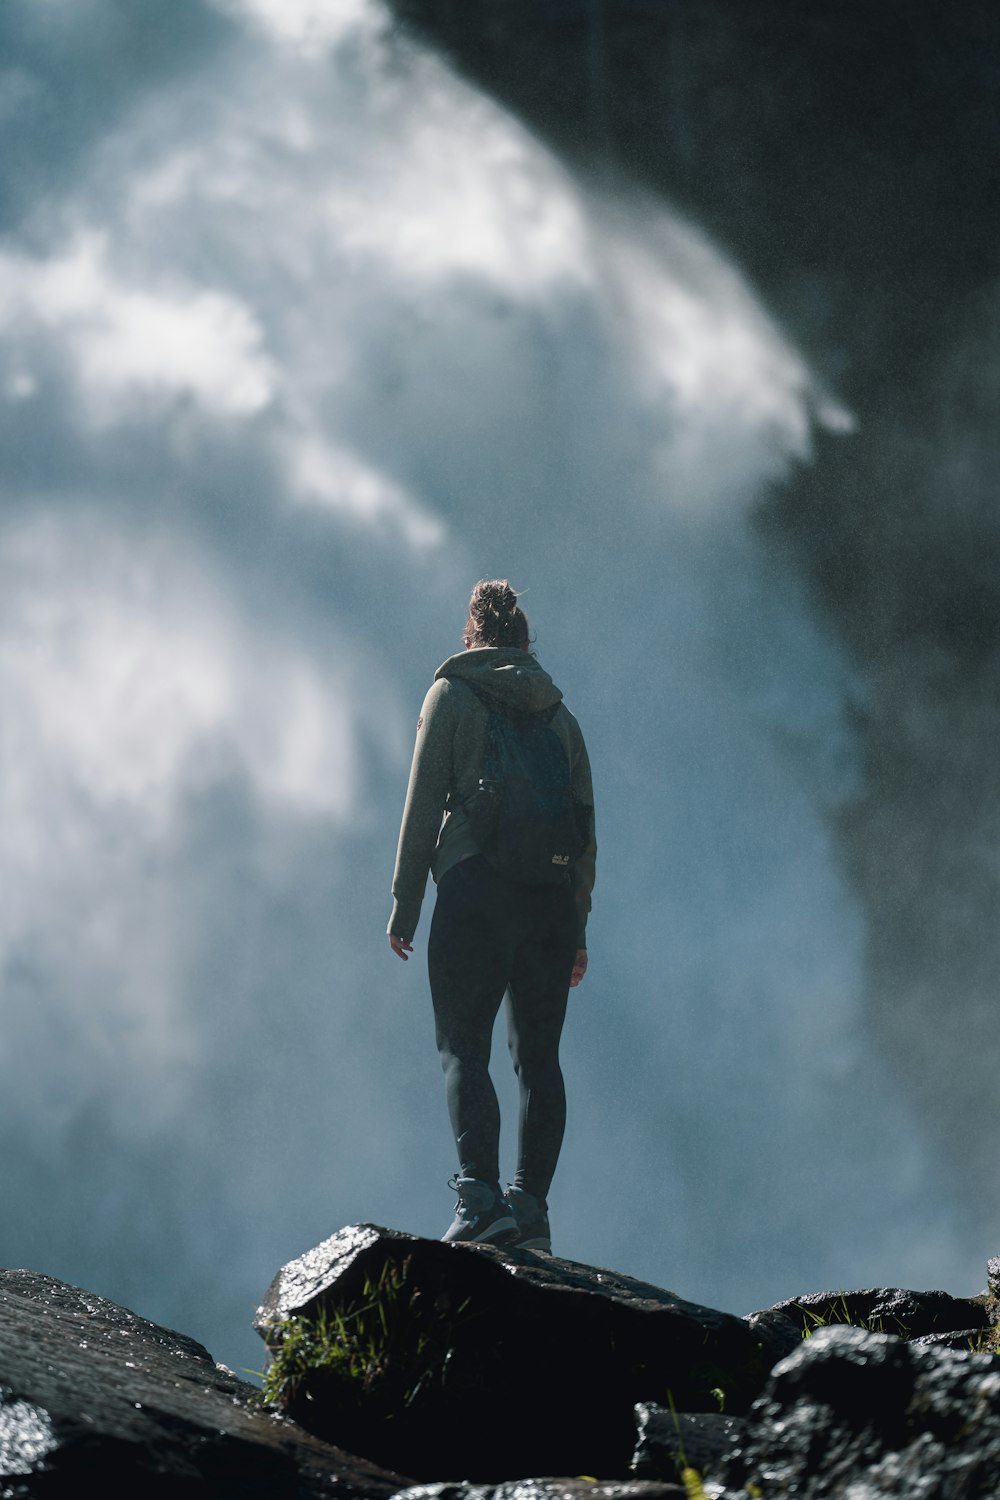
top-left (262, 1255), bottom-right (470, 1417)
top-left (794, 1296), bottom-right (909, 1340)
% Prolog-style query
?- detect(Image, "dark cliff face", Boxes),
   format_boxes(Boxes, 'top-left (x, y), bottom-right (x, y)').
top-left (384, 0), bottom-right (1000, 1219)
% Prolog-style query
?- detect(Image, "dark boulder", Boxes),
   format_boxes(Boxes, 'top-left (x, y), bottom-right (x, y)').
top-left (254, 1223), bottom-right (781, 1481)
top-left (747, 1285), bottom-right (991, 1342)
top-left (630, 1404), bottom-right (747, 1482)
top-left (720, 1324), bottom-right (1000, 1499)
top-left (0, 1268), bottom-right (408, 1498)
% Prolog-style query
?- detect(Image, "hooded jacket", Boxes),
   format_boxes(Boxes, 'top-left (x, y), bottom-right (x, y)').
top-left (388, 647), bottom-right (596, 949)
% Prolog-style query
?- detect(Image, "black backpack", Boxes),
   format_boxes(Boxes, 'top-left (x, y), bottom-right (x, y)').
top-left (456, 682), bottom-right (586, 886)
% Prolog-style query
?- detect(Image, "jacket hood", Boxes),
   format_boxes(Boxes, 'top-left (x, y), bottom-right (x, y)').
top-left (435, 647), bottom-right (563, 714)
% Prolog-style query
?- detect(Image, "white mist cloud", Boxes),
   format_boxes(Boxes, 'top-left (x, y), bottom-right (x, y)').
top-left (0, 0), bottom-right (842, 560)
top-left (294, 18), bottom-right (841, 506)
top-left (0, 513), bottom-right (361, 836)
top-left (585, 202), bottom-right (854, 503)
top-left (0, 507), bottom-right (377, 1134)
top-left (0, 234), bottom-right (275, 422)
top-left (81, 0), bottom-right (835, 524)
top-left (321, 74), bottom-right (592, 297)
top-left (289, 436), bottom-right (445, 547)
top-left (210, 0), bottom-right (378, 55)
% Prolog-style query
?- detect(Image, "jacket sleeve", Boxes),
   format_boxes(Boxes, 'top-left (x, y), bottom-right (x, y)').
top-left (387, 680), bottom-right (454, 944)
top-left (569, 725), bottom-right (597, 951)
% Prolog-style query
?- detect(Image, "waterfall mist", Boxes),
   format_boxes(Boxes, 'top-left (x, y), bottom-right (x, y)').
top-left (0, 0), bottom-right (985, 1381)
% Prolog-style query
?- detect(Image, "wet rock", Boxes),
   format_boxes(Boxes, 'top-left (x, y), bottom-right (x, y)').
top-left (719, 1324), bottom-right (1000, 1499)
top-left (748, 1285), bottom-right (991, 1341)
top-left (630, 1405), bottom-right (747, 1481)
top-left (988, 1256), bottom-right (1000, 1298)
top-left (911, 1329), bottom-right (993, 1353)
top-left (254, 1224), bottom-right (779, 1482)
top-left (739, 1309), bottom-right (800, 1366)
top-left (0, 1268), bottom-right (408, 1498)
top-left (393, 1482), bottom-right (686, 1500)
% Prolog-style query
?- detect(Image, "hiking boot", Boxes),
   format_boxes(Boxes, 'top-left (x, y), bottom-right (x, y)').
top-left (442, 1176), bottom-right (517, 1243)
top-left (504, 1184), bottom-right (551, 1252)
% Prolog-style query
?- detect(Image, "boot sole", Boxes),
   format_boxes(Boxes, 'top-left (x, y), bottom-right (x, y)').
top-left (442, 1214), bottom-right (517, 1244)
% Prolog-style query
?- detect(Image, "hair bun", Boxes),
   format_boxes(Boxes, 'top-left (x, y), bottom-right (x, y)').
top-left (464, 579), bottom-right (530, 649)
top-left (474, 579), bottom-right (518, 618)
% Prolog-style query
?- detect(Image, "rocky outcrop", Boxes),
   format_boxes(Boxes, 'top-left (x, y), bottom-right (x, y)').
top-left (0, 1267), bottom-right (406, 1497)
top-left (719, 1325), bottom-right (1000, 1499)
top-left (253, 1223), bottom-right (784, 1482)
top-left (2, 1234), bottom-right (999, 1497)
top-left (747, 1285), bottom-right (993, 1352)
top-left (630, 1285), bottom-right (999, 1492)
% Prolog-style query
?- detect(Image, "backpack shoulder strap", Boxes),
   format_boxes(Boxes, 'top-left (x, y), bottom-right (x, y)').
top-left (445, 679), bottom-right (499, 811)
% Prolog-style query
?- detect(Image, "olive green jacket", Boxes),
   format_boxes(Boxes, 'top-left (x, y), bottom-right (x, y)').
top-left (388, 647), bottom-right (597, 948)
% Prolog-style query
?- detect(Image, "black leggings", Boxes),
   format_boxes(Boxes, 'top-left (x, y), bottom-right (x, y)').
top-left (428, 854), bottom-right (578, 1200)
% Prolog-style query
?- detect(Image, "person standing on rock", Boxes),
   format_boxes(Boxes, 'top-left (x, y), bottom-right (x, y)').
top-left (388, 579), bottom-right (596, 1251)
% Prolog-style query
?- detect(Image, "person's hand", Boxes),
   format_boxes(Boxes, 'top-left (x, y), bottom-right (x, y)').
top-left (389, 934), bottom-right (413, 961)
top-left (569, 949), bottom-right (588, 987)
